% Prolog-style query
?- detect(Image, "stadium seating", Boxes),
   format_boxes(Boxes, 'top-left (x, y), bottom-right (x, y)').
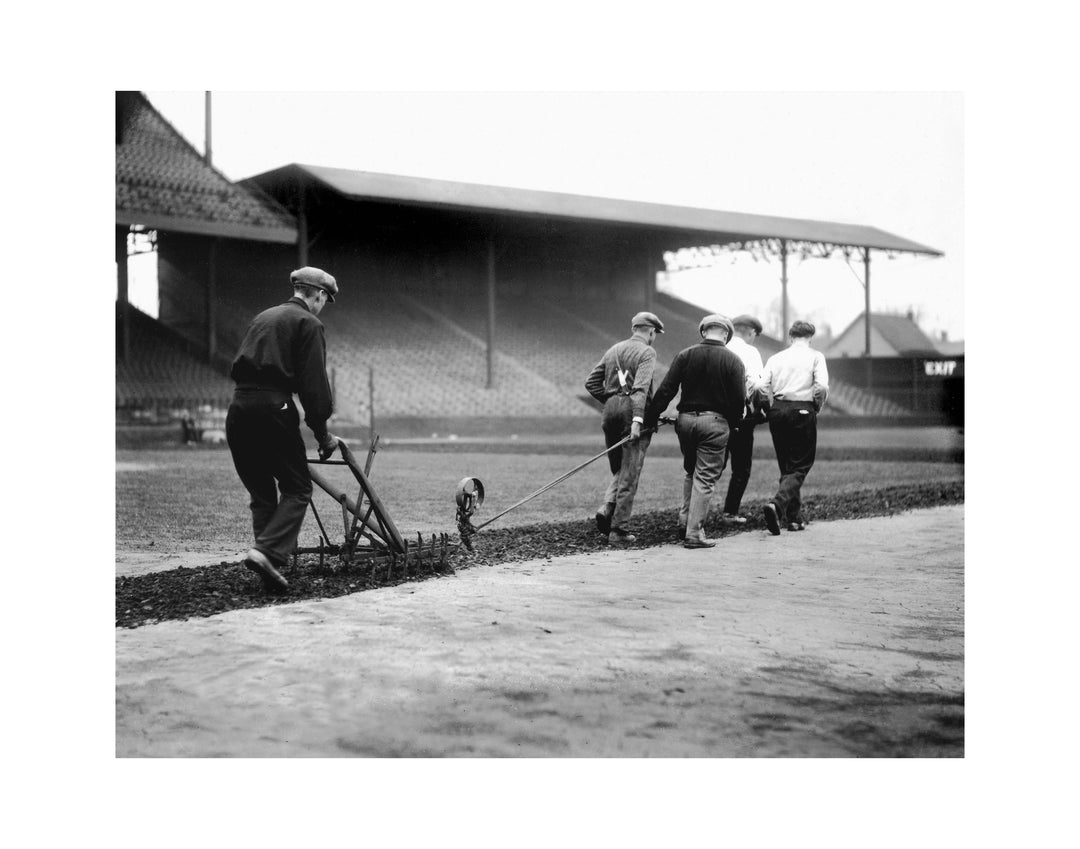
top-left (117, 283), bottom-right (914, 427)
top-left (116, 305), bottom-right (232, 422)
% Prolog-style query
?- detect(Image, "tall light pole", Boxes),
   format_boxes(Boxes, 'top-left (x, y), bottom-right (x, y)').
top-left (204, 91), bottom-right (212, 165)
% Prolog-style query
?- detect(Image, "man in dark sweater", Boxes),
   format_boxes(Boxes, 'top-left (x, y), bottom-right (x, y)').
top-left (645, 314), bottom-right (745, 549)
top-left (226, 266), bottom-right (343, 592)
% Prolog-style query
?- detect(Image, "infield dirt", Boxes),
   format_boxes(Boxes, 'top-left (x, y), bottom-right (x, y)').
top-left (116, 504), bottom-right (963, 757)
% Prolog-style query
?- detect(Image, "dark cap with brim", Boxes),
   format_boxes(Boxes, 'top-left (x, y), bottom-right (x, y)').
top-left (631, 311), bottom-right (665, 333)
top-left (699, 313), bottom-right (734, 341)
top-left (290, 266), bottom-right (338, 302)
top-left (732, 314), bottom-right (763, 334)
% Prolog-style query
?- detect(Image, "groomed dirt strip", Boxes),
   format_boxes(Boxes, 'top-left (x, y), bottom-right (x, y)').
top-left (115, 502), bottom-right (964, 757)
top-left (117, 480), bottom-right (962, 628)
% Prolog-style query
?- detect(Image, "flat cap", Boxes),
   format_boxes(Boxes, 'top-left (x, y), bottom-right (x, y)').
top-left (631, 311), bottom-right (665, 333)
top-left (699, 313), bottom-right (734, 341)
top-left (732, 314), bottom-right (763, 335)
top-left (290, 266), bottom-right (338, 302)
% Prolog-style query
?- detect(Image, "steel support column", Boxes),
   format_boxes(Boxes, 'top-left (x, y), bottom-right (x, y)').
top-left (116, 226), bottom-right (130, 363)
top-left (780, 239), bottom-right (789, 335)
top-left (863, 247), bottom-right (873, 391)
top-left (486, 235), bottom-right (496, 389)
top-left (644, 247), bottom-right (655, 311)
top-left (206, 237), bottom-right (218, 362)
top-left (297, 180), bottom-right (309, 267)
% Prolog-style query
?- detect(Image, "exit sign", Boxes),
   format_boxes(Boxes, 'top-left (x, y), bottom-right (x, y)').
top-left (924, 360), bottom-right (958, 376)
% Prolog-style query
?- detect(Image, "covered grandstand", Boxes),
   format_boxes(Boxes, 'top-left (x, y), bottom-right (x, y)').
top-left (116, 93), bottom-right (945, 435)
top-left (115, 91), bottom-right (297, 423)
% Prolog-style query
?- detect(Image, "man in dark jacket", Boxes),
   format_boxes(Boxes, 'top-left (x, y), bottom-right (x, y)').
top-left (646, 314), bottom-right (745, 549)
top-left (226, 266), bottom-right (343, 592)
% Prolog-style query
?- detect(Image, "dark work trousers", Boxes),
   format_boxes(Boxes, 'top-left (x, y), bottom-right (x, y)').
top-left (766, 400), bottom-right (818, 524)
top-left (722, 422), bottom-right (755, 515)
top-left (226, 390), bottom-right (313, 567)
top-left (675, 412), bottom-right (731, 542)
top-left (600, 394), bottom-right (652, 533)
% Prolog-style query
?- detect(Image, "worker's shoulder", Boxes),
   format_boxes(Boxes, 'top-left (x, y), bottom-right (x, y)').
top-left (261, 300), bottom-right (322, 327)
top-left (607, 337), bottom-right (651, 357)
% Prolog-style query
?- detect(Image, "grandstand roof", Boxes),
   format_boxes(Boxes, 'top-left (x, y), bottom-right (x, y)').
top-left (247, 163), bottom-right (941, 256)
top-left (115, 92), bottom-right (297, 244)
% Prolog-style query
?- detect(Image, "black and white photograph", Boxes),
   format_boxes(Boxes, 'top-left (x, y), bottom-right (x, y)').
top-left (15, 3), bottom-right (1077, 844)
top-left (114, 87), bottom-right (964, 759)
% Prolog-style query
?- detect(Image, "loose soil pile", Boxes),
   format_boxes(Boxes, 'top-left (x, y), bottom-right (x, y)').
top-left (117, 480), bottom-right (963, 629)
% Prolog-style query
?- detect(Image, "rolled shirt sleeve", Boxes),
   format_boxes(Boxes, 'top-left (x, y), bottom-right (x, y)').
top-left (812, 351), bottom-right (829, 407)
top-left (630, 347), bottom-right (657, 421)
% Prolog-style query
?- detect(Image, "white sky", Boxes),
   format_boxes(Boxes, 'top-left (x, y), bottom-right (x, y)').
top-left (145, 91), bottom-right (963, 341)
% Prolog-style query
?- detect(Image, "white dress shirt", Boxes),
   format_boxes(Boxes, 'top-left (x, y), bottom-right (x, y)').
top-left (726, 335), bottom-right (765, 396)
top-left (762, 339), bottom-right (829, 404)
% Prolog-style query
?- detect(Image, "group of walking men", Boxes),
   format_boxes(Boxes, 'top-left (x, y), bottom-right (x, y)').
top-left (586, 308), bottom-right (829, 549)
top-left (225, 265), bottom-right (830, 593)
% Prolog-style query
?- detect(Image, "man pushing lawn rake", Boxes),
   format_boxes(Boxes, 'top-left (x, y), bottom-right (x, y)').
top-left (583, 311), bottom-right (665, 546)
top-left (226, 266), bottom-right (346, 593)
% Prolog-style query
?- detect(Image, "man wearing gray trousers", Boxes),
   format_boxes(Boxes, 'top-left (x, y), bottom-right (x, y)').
top-left (645, 315), bottom-right (745, 549)
top-left (584, 311), bottom-right (664, 546)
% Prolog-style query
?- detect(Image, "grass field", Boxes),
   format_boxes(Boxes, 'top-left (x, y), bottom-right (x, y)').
top-left (116, 433), bottom-right (964, 557)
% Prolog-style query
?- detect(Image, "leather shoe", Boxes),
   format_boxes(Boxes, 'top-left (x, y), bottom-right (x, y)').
top-left (595, 505), bottom-right (614, 534)
top-left (607, 530), bottom-right (636, 546)
top-left (244, 548), bottom-right (289, 592)
top-left (763, 503), bottom-right (782, 536)
top-left (683, 538), bottom-right (717, 549)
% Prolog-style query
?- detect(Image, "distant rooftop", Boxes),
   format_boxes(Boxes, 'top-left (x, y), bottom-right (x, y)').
top-left (829, 312), bottom-right (944, 358)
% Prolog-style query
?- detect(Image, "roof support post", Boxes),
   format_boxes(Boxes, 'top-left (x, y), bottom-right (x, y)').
top-left (486, 234), bottom-right (496, 389)
top-left (643, 247), bottom-right (655, 312)
top-left (206, 237), bottom-right (218, 363)
top-left (297, 180), bottom-right (309, 267)
top-left (863, 247), bottom-right (873, 391)
top-left (116, 226), bottom-right (130, 364)
top-left (780, 239), bottom-right (789, 335)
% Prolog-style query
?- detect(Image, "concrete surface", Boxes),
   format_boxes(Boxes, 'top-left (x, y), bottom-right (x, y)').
top-left (116, 505), bottom-right (964, 757)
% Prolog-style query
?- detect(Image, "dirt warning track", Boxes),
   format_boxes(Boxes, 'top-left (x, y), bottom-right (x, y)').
top-left (115, 505), bottom-right (963, 757)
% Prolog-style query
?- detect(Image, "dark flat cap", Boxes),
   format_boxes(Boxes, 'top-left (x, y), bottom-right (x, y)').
top-left (290, 266), bottom-right (338, 302)
top-left (698, 313), bottom-right (734, 341)
top-left (732, 314), bottom-right (763, 334)
top-left (631, 311), bottom-right (665, 333)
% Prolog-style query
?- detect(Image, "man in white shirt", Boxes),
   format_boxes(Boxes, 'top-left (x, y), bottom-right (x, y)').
top-left (721, 314), bottom-right (766, 524)
top-left (759, 321), bottom-right (829, 535)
